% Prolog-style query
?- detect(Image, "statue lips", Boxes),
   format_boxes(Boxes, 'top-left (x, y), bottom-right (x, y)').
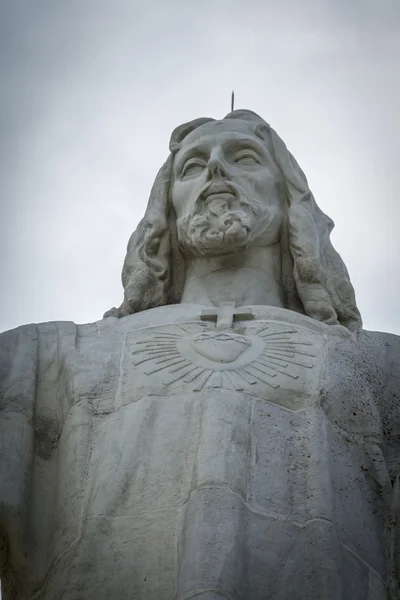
top-left (200, 183), bottom-right (246, 221)
top-left (191, 332), bottom-right (251, 364)
top-left (201, 182), bottom-right (236, 202)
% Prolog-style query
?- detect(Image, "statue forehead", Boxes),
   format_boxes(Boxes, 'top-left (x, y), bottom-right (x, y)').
top-left (179, 118), bottom-right (261, 148)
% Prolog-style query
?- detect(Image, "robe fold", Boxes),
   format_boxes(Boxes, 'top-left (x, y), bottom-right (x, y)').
top-left (1, 305), bottom-right (399, 599)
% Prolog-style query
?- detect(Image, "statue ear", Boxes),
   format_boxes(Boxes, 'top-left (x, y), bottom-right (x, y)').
top-left (169, 117), bottom-right (214, 152)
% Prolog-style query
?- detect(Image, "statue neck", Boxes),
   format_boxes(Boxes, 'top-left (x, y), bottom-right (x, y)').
top-left (180, 243), bottom-right (284, 308)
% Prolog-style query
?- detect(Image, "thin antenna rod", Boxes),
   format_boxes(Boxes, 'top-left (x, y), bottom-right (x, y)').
top-left (231, 90), bottom-right (235, 112)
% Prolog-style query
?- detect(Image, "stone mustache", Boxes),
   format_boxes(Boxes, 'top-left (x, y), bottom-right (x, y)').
top-left (0, 110), bottom-right (399, 600)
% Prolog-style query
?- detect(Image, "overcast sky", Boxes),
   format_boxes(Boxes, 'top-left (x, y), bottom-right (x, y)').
top-left (0, 0), bottom-right (399, 335)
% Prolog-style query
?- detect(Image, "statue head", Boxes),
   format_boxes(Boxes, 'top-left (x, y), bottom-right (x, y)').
top-left (105, 110), bottom-right (362, 331)
top-left (171, 116), bottom-right (284, 258)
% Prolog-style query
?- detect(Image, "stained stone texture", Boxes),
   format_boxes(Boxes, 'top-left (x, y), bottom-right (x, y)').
top-left (1, 109), bottom-right (400, 599)
top-left (1, 305), bottom-right (399, 599)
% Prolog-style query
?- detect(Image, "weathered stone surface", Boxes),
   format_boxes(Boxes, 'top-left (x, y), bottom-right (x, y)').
top-left (1, 306), bottom-right (399, 599)
top-left (1, 110), bottom-right (400, 599)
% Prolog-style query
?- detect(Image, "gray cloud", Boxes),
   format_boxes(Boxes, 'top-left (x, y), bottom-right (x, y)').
top-left (0, 0), bottom-right (399, 334)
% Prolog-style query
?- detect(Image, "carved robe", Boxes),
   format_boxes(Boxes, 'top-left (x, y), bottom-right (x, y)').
top-left (1, 305), bottom-right (399, 600)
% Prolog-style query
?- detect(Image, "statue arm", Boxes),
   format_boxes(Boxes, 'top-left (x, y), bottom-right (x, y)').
top-left (356, 330), bottom-right (400, 485)
top-left (0, 324), bottom-right (38, 571)
top-left (371, 331), bottom-right (400, 488)
top-left (362, 330), bottom-right (400, 595)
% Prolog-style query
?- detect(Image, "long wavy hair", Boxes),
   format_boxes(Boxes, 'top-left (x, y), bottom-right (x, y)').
top-left (104, 110), bottom-right (362, 331)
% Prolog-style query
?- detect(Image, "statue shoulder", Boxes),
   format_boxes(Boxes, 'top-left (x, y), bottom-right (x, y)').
top-left (0, 321), bottom-right (79, 405)
top-left (0, 323), bottom-right (38, 405)
top-left (357, 329), bottom-right (400, 450)
top-left (358, 328), bottom-right (400, 376)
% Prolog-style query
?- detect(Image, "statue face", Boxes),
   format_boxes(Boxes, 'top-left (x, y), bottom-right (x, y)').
top-left (171, 119), bottom-right (284, 257)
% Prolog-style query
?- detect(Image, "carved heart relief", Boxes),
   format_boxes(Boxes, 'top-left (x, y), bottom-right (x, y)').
top-left (131, 322), bottom-right (317, 399)
top-left (190, 332), bottom-right (251, 363)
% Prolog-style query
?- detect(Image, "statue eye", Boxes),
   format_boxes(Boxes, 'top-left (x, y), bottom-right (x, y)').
top-left (234, 150), bottom-right (260, 166)
top-left (181, 158), bottom-right (206, 179)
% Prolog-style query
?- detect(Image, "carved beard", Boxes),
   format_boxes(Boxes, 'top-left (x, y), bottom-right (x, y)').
top-left (176, 192), bottom-right (263, 257)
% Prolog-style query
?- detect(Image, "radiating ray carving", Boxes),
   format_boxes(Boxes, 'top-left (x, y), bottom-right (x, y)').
top-left (131, 322), bottom-right (316, 394)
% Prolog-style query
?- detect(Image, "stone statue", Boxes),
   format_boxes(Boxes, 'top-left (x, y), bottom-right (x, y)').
top-left (1, 110), bottom-right (399, 600)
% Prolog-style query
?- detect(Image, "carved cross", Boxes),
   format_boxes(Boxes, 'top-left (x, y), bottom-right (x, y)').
top-left (201, 302), bottom-right (253, 330)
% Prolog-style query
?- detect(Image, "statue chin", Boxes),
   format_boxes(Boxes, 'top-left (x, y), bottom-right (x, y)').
top-left (178, 225), bottom-right (252, 257)
top-left (176, 210), bottom-right (255, 257)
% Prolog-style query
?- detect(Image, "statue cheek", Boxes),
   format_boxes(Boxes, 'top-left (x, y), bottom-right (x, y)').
top-left (238, 172), bottom-right (278, 203)
top-left (257, 175), bottom-right (282, 207)
top-left (171, 181), bottom-right (202, 218)
top-left (171, 182), bottom-right (191, 216)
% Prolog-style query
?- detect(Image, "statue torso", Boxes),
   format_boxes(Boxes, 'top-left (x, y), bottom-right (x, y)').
top-left (5, 305), bottom-right (392, 599)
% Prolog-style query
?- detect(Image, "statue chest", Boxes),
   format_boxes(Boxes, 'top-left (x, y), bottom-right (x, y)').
top-left (115, 316), bottom-right (323, 411)
top-left (30, 312), bottom-right (388, 599)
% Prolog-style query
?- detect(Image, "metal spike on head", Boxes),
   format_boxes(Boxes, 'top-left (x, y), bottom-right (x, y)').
top-left (231, 90), bottom-right (235, 112)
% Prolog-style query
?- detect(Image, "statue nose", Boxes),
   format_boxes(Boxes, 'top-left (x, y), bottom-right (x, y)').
top-left (207, 153), bottom-right (227, 179)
